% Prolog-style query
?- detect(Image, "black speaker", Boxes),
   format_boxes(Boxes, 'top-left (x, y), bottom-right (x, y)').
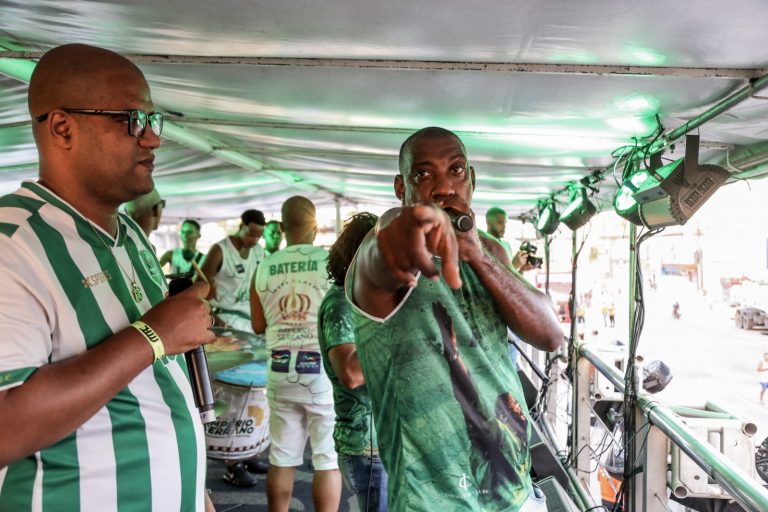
top-left (536, 476), bottom-right (581, 512)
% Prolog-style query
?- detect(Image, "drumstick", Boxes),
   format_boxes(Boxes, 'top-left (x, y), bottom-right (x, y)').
top-left (190, 258), bottom-right (208, 284)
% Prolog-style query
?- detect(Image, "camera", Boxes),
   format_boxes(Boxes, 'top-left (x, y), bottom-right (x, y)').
top-left (520, 242), bottom-right (543, 269)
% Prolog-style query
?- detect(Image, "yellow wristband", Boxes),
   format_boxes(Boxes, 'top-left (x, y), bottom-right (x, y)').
top-left (131, 321), bottom-right (165, 363)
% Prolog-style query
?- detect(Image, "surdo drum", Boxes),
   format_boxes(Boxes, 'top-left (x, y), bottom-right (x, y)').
top-left (205, 361), bottom-right (270, 460)
top-left (203, 324), bottom-right (272, 460)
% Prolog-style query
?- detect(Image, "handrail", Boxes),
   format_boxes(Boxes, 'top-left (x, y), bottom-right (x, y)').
top-left (578, 343), bottom-right (768, 512)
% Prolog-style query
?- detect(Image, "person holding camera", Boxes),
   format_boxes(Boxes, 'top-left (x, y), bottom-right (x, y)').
top-left (484, 207), bottom-right (541, 272)
top-left (485, 207), bottom-right (514, 258)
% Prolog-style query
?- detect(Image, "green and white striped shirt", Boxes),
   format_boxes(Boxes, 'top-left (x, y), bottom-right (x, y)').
top-left (0, 182), bottom-right (206, 511)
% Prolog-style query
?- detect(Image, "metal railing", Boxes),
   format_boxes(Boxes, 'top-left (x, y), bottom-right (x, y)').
top-left (570, 342), bottom-right (768, 512)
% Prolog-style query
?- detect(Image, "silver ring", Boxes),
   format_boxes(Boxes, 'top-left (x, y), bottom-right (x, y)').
top-left (209, 315), bottom-right (216, 328)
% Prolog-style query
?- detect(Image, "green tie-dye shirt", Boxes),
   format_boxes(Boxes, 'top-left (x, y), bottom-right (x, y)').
top-left (347, 259), bottom-right (532, 511)
top-left (318, 285), bottom-right (378, 455)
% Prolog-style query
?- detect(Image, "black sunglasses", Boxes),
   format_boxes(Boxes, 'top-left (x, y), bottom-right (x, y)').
top-left (35, 109), bottom-right (164, 138)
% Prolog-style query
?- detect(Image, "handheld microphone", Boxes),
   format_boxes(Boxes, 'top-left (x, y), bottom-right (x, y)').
top-left (168, 277), bottom-right (216, 424)
top-left (443, 208), bottom-right (474, 232)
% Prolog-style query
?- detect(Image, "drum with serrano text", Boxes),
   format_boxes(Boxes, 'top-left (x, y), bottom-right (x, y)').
top-left (205, 361), bottom-right (270, 460)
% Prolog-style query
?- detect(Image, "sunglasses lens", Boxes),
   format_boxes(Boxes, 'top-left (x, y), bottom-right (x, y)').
top-left (149, 113), bottom-right (163, 136)
top-left (129, 110), bottom-right (148, 138)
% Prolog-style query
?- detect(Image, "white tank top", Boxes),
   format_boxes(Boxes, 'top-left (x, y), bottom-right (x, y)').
top-left (210, 237), bottom-right (263, 321)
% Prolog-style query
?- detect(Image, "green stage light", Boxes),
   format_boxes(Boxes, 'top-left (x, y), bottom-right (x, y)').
top-left (628, 135), bottom-right (729, 229)
top-left (536, 201), bottom-right (559, 235)
top-left (561, 187), bottom-right (597, 230)
top-left (613, 170), bottom-right (650, 224)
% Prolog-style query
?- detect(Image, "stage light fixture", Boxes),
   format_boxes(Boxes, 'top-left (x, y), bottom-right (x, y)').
top-left (560, 187), bottom-right (596, 230)
top-left (613, 170), bottom-right (650, 225)
top-left (536, 201), bottom-right (559, 235)
top-left (617, 135), bottom-right (729, 229)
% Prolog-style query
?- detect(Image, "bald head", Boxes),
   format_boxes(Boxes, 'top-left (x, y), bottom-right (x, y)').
top-left (125, 188), bottom-right (164, 235)
top-left (281, 196), bottom-right (317, 245)
top-left (29, 44), bottom-right (145, 122)
top-left (398, 126), bottom-right (465, 176)
top-left (26, 44), bottom-right (160, 231)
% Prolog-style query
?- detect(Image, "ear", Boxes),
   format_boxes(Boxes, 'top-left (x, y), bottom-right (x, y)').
top-left (394, 175), bottom-right (405, 202)
top-left (278, 221), bottom-right (284, 233)
top-left (48, 110), bottom-right (74, 149)
top-left (470, 165), bottom-right (476, 191)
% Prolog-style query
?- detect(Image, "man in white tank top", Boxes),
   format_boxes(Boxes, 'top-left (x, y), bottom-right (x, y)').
top-left (251, 196), bottom-right (341, 512)
top-left (201, 209), bottom-right (265, 333)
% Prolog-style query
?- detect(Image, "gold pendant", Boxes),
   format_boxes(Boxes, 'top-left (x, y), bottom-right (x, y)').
top-left (131, 282), bottom-right (143, 303)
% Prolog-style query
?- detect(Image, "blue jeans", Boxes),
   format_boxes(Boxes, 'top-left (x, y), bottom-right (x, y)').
top-left (338, 453), bottom-right (388, 512)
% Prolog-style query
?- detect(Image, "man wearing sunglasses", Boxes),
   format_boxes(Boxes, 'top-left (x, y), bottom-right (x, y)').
top-left (0, 44), bottom-right (215, 511)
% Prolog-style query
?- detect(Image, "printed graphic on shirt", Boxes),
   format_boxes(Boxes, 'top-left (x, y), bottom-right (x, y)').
top-left (268, 259), bottom-right (319, 276)
top-left (279, 287), bottom-right (312, 321)
top-left (433, 301), bottom-right (522, 496)
top-left (271, 350), bottom-right (291, 372)
top-left (82, 269), bottom-right (112, 289)
top-left (296, 351), bottom-right (322, 374)
top-left (140, 249), bottom-right (163, 285)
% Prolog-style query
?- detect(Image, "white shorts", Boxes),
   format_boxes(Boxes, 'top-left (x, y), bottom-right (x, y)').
top-left (267, 397), bottom-right (338, 470)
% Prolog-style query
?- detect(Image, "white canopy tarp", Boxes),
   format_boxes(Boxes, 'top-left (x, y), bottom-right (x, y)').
top-left (2, 0), bottom-right (768, 222)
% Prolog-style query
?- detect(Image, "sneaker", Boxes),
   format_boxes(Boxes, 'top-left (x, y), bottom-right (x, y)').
top-left (222, 462), bottom-right (258, 488)
top-left (244, 458), bottom-right (270, 474)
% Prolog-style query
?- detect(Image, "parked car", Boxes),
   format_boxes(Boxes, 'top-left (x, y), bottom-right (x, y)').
top-left (734, 306), bottom-right (766, 330)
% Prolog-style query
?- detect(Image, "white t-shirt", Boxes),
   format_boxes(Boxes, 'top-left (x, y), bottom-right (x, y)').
top-left (0, 181), bottom-right (206, 511)
top-left (254, 244), bottom-right (332, 404)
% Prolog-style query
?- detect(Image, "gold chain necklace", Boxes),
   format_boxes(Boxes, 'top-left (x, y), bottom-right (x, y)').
top-left (87, 219), bottom-right (143, 304)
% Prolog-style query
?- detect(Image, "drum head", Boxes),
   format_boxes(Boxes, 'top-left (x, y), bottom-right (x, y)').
top-left (206, 327), bottom-right (268, 374)
top-left (216, 361), bottom-right (268, 388)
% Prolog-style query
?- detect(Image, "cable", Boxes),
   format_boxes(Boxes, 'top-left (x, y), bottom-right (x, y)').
top-left (611, 144), bottom-right (635, 186)
top-left (620, 228), bottom-right (663, 510)
top-left (642, 117), bottom-right (665, 173)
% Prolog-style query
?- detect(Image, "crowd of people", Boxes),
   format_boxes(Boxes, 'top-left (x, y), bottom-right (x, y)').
top-left (0, 44), bottom-right (564, 512)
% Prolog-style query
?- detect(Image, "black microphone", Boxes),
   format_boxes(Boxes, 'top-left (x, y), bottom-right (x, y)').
top-left (169, 277), bottom-right (216, 424)
top-left (444, 208), bottom-right (474, 232)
